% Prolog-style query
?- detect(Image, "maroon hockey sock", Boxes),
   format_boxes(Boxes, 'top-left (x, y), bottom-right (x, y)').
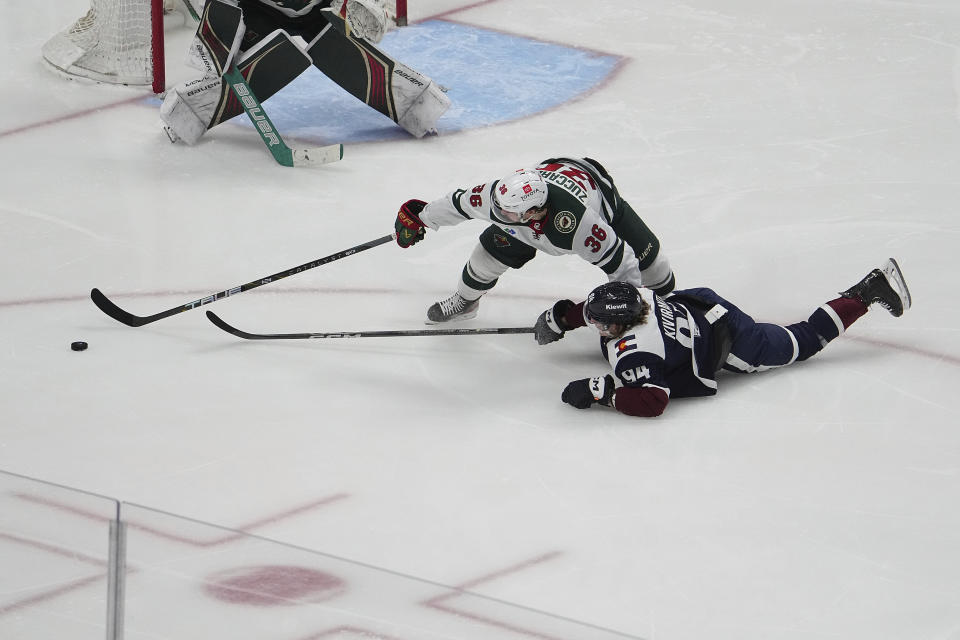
top-left (826, 296), bottom-right (868, 329)
top-left (799, 296), bottom-right (869, 358)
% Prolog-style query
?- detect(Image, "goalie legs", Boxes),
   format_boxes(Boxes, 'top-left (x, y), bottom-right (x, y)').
top-left (160, 29), bottom-right (311, 144)
top-left (162, 0), bottom-right (449, 143)
top-left (306, 14), bottom-right (450, 137)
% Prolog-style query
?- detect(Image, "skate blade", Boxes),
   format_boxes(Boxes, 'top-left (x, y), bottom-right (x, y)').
top-left (424, 310), bottom-right (479, 325)
top-left (883, 258), bottom-right (912, 313)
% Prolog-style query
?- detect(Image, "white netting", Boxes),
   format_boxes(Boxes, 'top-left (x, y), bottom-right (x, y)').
top-left (40, 0), bottom-right (406, 89)
top-left (41, 0), bottom-right (166, 86)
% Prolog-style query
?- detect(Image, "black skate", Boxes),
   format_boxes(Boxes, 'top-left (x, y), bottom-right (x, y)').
top-left (426, 292), bottom-right (479, 324)
top-left (840, 258), bottom-right (912, 317)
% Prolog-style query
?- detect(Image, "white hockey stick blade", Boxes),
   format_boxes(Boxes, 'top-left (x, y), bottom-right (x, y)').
top-left (292, 144), bottom-right (344, 167)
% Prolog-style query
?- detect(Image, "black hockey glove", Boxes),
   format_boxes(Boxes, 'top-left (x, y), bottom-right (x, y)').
top-left (534, 299), bottom-right (575, 345)
top-left (395, 199), bottom-right (427, 248)
top-left (561, 375), bottom-right (615, 409)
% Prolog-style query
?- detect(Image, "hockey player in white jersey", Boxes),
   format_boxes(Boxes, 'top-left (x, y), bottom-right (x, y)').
top-left (161, 0), bottom-right (449, 144)
top-left (394, 157), bottom-right (676, 323)
top-left (533, 259), bottom-right (912, 417)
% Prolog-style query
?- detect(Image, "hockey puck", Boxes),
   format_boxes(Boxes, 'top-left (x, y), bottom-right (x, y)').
top-left (71, 341), bottom-right (88, 352)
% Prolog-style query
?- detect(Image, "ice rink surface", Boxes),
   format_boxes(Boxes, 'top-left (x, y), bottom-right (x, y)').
top-left (2, 1), bottom-right (960, 638)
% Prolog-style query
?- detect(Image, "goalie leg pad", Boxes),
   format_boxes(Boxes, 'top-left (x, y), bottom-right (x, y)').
top-left (327, 0), bottom-right (388, 43)
top-left (307, 27), bottom-right (450, 137)
top-left (187, 0), bottom-right (245, 76)
top-left (207, 29), bottom-right (312, 128)
top-left (159, 30), bottom-right (310, 143)
top-left (160, 76), bottom-right (224, 145)
top-left (391, 62), bottom-right (450, 137)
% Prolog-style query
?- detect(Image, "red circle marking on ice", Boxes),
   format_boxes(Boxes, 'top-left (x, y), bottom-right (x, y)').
top-left (204, 565), bottom-right (346, 606)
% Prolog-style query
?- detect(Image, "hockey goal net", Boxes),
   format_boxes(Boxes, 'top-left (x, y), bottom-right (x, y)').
top-left (42, 0), bottom-right (409, 94)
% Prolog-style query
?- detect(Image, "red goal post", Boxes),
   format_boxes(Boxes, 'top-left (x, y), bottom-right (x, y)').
top-left (42, 0), bottom-right (409, 94)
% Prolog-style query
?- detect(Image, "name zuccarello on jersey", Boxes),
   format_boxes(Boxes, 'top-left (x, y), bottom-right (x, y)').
top-left (539, 171), bottom-right (588, 203)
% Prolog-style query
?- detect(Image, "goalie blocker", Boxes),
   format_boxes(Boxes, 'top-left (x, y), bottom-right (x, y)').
top-left (161, 0), bottom-right (449, 144)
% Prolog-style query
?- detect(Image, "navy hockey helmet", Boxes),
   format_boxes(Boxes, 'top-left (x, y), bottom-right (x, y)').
top-left (585, 282), bottom-right (648, 330)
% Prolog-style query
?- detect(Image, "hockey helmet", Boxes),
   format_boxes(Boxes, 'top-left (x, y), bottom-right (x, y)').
top-left (492, 168), bottom-right (549, 223)
top-left (585, 282), bottom-right (648, 334)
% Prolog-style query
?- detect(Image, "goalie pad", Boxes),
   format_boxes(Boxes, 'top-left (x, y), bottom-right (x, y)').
top-left (186, 0), bottom-right (245, 77)
top-left (391, 62), bottom-right (450, 138)
top-left (160, 29), bottom-right (311, 144)
top-left (308, 21), bottom-right (451, 137)
top-left (327, 0), bottom-right (389, 44)
top-left (160, 75), bottom-right (223, 144)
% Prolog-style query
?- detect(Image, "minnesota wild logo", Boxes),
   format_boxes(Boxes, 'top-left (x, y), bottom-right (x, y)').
top-left (554, 211), bottom-right (576, 233)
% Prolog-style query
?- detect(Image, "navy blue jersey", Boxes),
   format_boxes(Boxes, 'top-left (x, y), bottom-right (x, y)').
top-left (584, 284), bottom-right (875, 416)
top-left (599, 288), bottom-right (719, 400)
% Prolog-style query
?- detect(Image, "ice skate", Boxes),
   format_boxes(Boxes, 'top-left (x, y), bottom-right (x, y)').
top-left (426, 292), bottom-right (479, 324)
top-left (840, 258), bottom-right (912, 317)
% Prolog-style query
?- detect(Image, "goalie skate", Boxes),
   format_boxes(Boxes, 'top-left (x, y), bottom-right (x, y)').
top-left (840, 258), bottom-right (912, 317)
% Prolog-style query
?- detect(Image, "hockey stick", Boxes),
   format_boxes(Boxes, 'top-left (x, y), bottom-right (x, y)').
top-left (90, 234), bottom-right (394, 327)
top-left (206, 311), bottom-right (535, 340)
top-left (222, 66), bottom-right (343, 168)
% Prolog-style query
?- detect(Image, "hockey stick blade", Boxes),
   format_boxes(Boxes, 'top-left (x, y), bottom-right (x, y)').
top-left (292, 144), bottom-right (343, 167)
top-left (90, 234), bottom-right (394, 327)
top-left (90, 287), bottom-right (155, 327)
top-left (206, 311), bottom-right (535, 340)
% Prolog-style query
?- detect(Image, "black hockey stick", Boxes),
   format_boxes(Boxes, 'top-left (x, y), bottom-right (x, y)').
top-left (91, 234), bottom-right (394, 327)
top-left (206, 311), bottom-right (535, 340)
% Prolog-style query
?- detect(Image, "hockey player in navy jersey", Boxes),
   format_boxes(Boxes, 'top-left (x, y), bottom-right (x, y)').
top-left (533, 259), bottom-right (912, 417)
top-left (394, 157), bottom-right (676, 324)
top-left (161, 0), bottom-right (449, 144)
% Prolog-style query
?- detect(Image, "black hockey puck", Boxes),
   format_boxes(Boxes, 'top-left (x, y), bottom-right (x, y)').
top-left (71, 341), bottom-right (88, 352)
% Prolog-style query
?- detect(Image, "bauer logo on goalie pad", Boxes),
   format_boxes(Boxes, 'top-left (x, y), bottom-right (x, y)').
top-left (186, 78), bottom-right (221, 97)
top-left (394, 68), bottom-right (425, 88)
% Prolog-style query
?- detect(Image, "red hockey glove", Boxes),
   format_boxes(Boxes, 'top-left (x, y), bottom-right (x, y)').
top-left (395, 199), bottom-right (427, 248)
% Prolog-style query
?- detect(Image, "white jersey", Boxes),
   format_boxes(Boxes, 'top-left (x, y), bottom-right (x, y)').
top-left (419, 158), bottom-right (662, 288)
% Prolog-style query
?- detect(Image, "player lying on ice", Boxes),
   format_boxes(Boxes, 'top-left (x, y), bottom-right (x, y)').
top-left (394, 157), bottom-right (676, 324)
top-left (161, 0), bottom-right (450, 143)
top-left (533, 259), bottom-right (912, 417)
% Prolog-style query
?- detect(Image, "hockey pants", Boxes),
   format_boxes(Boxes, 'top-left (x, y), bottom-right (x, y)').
top-left (674, 287), bottom-right (847, 374)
